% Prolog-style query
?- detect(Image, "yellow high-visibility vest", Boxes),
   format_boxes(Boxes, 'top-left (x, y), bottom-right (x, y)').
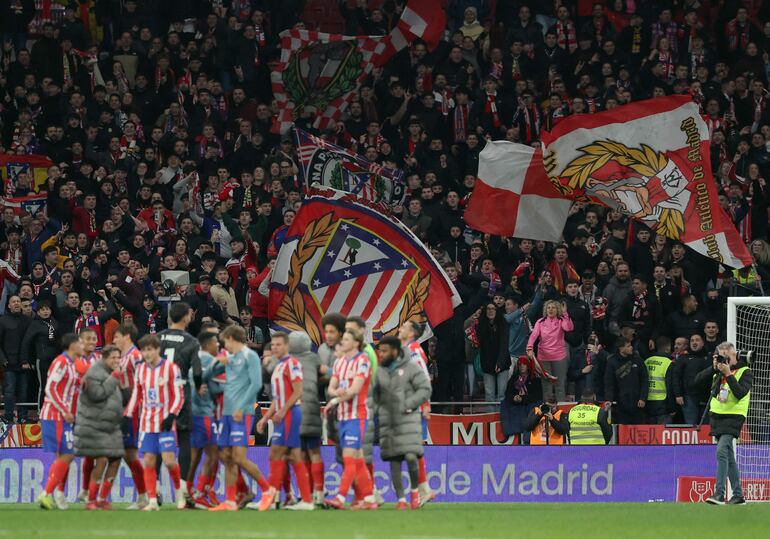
top-left (568, 403), bottom-right (605, 445)
top-left (710, 367), bottom-right (750, 417)
top-left (645, 356), bottom-right (672, 401)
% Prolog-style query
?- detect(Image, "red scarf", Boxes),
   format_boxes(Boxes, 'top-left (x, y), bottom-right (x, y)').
top-left (546, 259), bottom-right (579, 293)
top-left (555, 21), bottom-right (577, 52)
top-left (632, 291), bottom-right (648, 319)
top-left (485, 92), bottom-right (501, 129)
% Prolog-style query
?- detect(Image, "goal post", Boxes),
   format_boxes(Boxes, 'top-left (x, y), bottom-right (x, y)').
top-left (727, 297), bottom-right (770, 502)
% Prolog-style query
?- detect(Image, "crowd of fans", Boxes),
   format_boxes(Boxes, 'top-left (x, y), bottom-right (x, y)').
top-left (0, 0), bottom-right (769, 430)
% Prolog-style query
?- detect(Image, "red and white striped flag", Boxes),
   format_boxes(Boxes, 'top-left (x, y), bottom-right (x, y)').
top-left (384, 0), bottom-right (446, 54)
top-left (464, 141), bottom-right (571, 242)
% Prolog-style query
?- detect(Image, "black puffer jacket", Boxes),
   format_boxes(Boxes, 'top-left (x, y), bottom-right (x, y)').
top-left (604, 351), bottom-right (649, 411)
top-left (564, 294), bottom-right (591, 346)
top-left (673, 349), bottom-right (711, 401)
top-left (0, 311), bottom-right (33, 371)
top-left (22, 316), bottom-right (60, 366)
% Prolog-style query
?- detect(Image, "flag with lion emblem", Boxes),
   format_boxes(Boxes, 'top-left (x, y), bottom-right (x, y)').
top-left (269, 187), bottom-right (461, 345)
top-left (541, 95), bottom-right (752, 268)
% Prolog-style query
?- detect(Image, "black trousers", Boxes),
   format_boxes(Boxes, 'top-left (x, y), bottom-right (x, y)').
top-left (435, 361), bottom-right (465, 412)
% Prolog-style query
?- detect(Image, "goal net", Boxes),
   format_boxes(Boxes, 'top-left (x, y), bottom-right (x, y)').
top-left (728, 297), bottom-right (770, 502)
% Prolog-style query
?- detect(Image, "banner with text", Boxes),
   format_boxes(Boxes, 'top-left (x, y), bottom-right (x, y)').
top-left (0, 446), bottom-right (712, 503)
top-left (618, 425), bottom-right (715, 445)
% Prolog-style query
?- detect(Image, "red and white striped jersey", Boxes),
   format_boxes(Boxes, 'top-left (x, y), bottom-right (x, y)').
top-left (120, 346), bottom-right (144, 416)
top-left (40, 353), bottom-right (77, 421)
top-left (126, 359), bottom-right (183, 433)
top-left (271, 355), bottom-right (303, 410)
top-left (406, 340), bottom-right (431, 412)
top-left (332, 352), bottom-right (371, 421)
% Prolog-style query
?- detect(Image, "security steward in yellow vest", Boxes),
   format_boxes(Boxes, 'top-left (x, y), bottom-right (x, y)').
top-left (523, 398), bottom-right (569, 445)
top-left (694, 343), bottom-right (753, 505)
top-left (567, 391), bottom-right (612, 445)
top-left (644, 336), bottom-right (676, 424)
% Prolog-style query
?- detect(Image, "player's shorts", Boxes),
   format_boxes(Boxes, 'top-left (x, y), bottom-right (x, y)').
top-left (301, 435), bottom-right (321, 451)
top-left (191, 416), bottom-right (218, 449)
top-left (122, 415), bottom-right (140, 449)
top-left (421, 417), bottom-right (429, 442)
top-left (218, 415), bottom-right (252, 447)
top-left (139, 431), bottom-right (177, 455)
top-left (339, 419), bottom-right (368, 450)
top-left (270, 406), bottom-right (301, 448)
top-left (41, 420), bottom-right (74, 454)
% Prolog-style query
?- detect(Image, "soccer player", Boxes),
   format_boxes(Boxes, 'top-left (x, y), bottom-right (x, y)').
top-left (158, 302), bottom-right (201, 503)
top-left (324, 328), bottom-right (376, 510)
top-left (345, 316), bottom-right (380, 505)
top-left (398, 320), bottom-right (436, 505)
top-left (74, 327), bottom-right (101, 504)
top-left (189, 331), bottom-right (222, 509)
top-left (374, 336), bottom-right (431, 509)
top-left (126, 335), bottom-right (186, 511)
top-left (208, 325), bottom-right (272, 511)
top-left (37, 334), bottom-right (83, 510)
top-left (256, 332), bottom-right (314, 511)
top-left (113, 322), bottom-right (148, 510)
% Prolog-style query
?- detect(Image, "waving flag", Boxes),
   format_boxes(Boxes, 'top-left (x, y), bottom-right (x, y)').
top-left (296, 129), bottom-right (406, 206)
top-left (465, 141), bottom-right (571, 242)
top-left (0, 154), bottom-right (54, 197)
top-left (1, 194), bottom-right (48, 216)
top-left (272, 1), bottom-right (447, 134)
top-left (269, 188), bottom-right (461, 345)
top-left (541, 95), bottom-right (751, 268)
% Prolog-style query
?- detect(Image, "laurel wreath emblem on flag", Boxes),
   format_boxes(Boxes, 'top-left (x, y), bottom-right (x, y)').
top-left (556, 140), bottom-right (685, 239)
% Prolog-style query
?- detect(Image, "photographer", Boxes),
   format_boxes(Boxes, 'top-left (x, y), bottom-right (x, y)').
top-left (523, 397), bottom-right (569, 445)
top-left (694, 342), bottom-right (753, 505)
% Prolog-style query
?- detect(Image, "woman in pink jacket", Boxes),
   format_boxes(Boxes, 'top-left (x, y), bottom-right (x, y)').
top-left (526, 300), bottom-right (574, 402)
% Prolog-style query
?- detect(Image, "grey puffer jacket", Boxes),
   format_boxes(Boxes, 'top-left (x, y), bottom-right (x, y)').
top-left (373, 354), bottom-right (431, 460)
top-left (288, 331), bottom-right (324, 438)
top-left (74, 361), bottom-right (127, 458)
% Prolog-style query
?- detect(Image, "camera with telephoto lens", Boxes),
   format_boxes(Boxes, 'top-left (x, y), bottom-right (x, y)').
top-left (715, 349), bottom-right (754, 365)
top-left (540, 404), bottom-right (551, 415)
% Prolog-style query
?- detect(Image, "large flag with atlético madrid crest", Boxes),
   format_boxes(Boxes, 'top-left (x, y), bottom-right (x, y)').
top-left (541, 95), bottom-right (752, 268)
top-left (269, 187), bottom-right (461, 345)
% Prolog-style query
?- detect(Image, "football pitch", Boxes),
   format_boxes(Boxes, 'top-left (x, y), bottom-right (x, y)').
top-left (1, 503), bottom-right (768, 539)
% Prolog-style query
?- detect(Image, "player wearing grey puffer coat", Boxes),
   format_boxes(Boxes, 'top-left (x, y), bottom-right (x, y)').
top-left (74, 360), bottom-right (129, 458)
top-left (288, 331), bottom-right (325, 439)
top-left (373, 349), bottom-right (432, 460)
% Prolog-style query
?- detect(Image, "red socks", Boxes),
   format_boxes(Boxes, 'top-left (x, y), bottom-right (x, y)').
top-left (45, 459), bottom-right (70, 495)
top-left (226, 485), bottom-right (237, 503)
top-left (339, 456), bottom-right (358, 498)
top-left (292, 461), bottom-right (312, 503)
top-left (267, 460), bottom-right (285, 490)
top-left (418, 455), bottom-right (427, 484)
top-left (98, 479), bottom-right (113, 501)
top-left (196, 473), bottom-right (211, 494)
top-left (81, 457), bottom-right (94, 490)
top-left (143, 466), bottom-right (158, 499)
top-left (87, 480), bottom-right (99, 502)
top-left (310, 462), bottom-right (324, 492)
top-left (282, 463), bottom-right (292, 496)
top-left (127, 459), bottom-right (146, 495)
top-left (236, 468), bottom-right (248, 494)
top-left (167, 463), bottom-right (181, 490)
top-left (356, 458), bottom-right (373, 498)
top-left (255, 472), bottom-right (271, 492)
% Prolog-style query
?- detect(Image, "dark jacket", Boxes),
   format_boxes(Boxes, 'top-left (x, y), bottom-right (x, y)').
top-left (665, 309), bottom-right (707, 340)
top-left (501, 371), bottom-right (543, 437)
top-left (21, 316), bottom-right (60, 367)
top-left (288, 332), bottom-right (323, 438)
top-left (523, 406), bottom-right (570, 439)
top-left (373, 353), bottom-right (431, 460)
top-left (0, 312), bottom-right (33, 370)
top-left (74, 360), bottom-right (128, 458)
top-left (673, 349), bottom-right (712, 401)
top-left (694, 362), bottom-right (753, 438)
top-left (563, 294), bottom-right (591, 346)
top-left (604, 351), bottom-right (649, 410)
top-left (476, 314), bottom-right (511, 374)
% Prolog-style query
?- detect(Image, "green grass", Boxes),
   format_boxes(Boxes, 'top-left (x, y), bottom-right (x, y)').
top-left (1, 503), bottom-right (768, 539)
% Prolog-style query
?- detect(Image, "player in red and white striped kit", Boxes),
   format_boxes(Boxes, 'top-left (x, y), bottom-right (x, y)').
top-left (126, 335), bottom-right (185, 511)
top-left (324, 328), bottom-right (376, 510)
top-left (256, 332), bottom-right (314, 511)
top-left (73, 328), bottom-right (102, 503)
top-left (113, 322), bottom-right (148, 510)
top-left (399, 321), bottom-right (436, 506)
top-left (37, 334), bottom-right (83, 510)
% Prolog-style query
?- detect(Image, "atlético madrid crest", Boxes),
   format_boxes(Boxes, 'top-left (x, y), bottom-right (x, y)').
top-left (269, 189), bottom-right (461, 346)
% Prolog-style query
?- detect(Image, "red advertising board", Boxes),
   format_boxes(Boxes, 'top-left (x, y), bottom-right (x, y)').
top-left (618, 424), bottom-right (714, 445)
top-left (677, 476), bottom-right (770, 502)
